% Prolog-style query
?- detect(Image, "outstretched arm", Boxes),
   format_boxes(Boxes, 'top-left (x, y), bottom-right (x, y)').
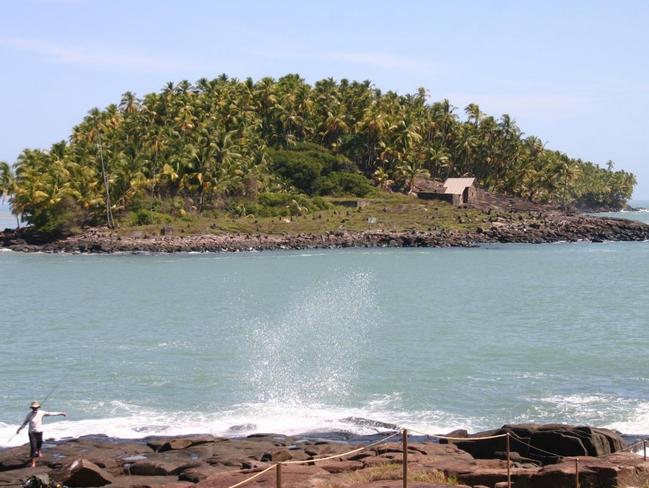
top-left (43, 411), bottom-right (67, 417)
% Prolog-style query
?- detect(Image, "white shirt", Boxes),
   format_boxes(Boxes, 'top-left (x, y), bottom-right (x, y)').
top-left (20, 410), bottom-right (64, 433)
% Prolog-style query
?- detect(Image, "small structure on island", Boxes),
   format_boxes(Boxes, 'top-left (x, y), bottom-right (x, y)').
top-left (417, 177), bottom-right (478, 206)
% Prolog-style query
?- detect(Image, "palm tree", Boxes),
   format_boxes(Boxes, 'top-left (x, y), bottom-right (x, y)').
top-left (0, 162), bottom-right (14, 200)
top-left (0, 161), bottom-right (20, 228)
top-left (119, 91), bottom-right (140, 114)
top-left (372, 168), bottom-right (393, 191)
top-left (465, 103), bottom-right (482, 127)
top-left (397, 160), bottom-right (430, 194)
top-left (2, 74), bottom-right (635, 229)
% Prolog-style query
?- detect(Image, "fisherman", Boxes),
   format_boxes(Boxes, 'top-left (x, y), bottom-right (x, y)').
top-left (16, 401), bottom-right (67, 467)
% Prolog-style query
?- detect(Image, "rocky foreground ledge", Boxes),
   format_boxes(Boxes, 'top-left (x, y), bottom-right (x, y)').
top-left (2, 213), bottom-right (649, 253)
top-left (1, 424), bottom-right (648, 488)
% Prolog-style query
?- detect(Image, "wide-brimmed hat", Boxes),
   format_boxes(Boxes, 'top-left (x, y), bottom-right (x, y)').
top-left (30, 401), bottom-right (40, 409)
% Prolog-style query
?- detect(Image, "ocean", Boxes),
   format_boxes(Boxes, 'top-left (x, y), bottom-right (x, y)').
top-left (0, 203), bottom-right (18, 231)
top-left (1, 201), bottom-right (649, 447)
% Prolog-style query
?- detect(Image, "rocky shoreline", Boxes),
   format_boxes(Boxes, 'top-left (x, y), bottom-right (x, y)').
top-left (1, 424), bottom-right (648, 488)
top-left (2, 213), bottom-right (649, 254)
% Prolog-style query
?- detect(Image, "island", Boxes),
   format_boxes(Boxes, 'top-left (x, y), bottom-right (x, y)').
top-left (0, 75), bottom-right (643, 252)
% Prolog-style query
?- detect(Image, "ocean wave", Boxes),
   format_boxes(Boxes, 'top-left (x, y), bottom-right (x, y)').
top-left (3, 394), bottom-right (649, 448)
top-left (606, 403), bottom-right (649, 434)
top-left (517, 394), bottom-right (649, 433)
top-left (0, 400), bottom-right (474, 448)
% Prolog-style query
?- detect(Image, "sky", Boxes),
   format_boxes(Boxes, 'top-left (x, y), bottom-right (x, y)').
top-left (1, 0), bottom-right (648, 196)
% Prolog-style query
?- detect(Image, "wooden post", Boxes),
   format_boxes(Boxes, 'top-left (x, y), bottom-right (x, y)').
top-left (575, 458), bottom-right (580, 488)
top-left (402, 429), bottom-right (408, 488)
top-left (644, 440), bottom-right (647, 462)
top-left (276, 463), bottom-right (282, 488)
top-left (506, 433), bottom-right (511, 488)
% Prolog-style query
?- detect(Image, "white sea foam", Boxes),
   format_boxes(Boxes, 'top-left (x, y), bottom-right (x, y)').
top-left (606, 403), bottom-right (649, 434)
top-left (520, 394), bottom-right (649, 434)
top-left (2, 396), bottom-right (647, 448)
top-left (0, 400), bottom-right (471, 448)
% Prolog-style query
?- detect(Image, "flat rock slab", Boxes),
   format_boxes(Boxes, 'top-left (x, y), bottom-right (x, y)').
top-left (2, 432), bottom-right (649, 488)
top-left (318, 460), bottom-right (365, 473)
top-left (351, 482), bottom-right (469, 488)
top-left (195, 464), bottom-right (329, 488)
top-left (0, 466), bottom-right (51, 486)
top-left (110, 475), bottom-right (194, 488)
top-left (147, 435), bottom-right (225, 453)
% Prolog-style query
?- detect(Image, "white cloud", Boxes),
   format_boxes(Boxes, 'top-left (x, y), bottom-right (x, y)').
top-left (0, 36), bottom-right (197, 73)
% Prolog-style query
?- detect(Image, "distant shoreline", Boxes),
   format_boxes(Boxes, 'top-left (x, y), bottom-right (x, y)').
top-left (2, 211), bottom-right (649, 253)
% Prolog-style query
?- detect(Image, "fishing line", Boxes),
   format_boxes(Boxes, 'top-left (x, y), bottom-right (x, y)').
top-left (5, 369), bottom-right (72, 445)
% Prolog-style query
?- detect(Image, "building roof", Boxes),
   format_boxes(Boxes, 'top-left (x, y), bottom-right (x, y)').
top-left (443, 177), bottom-right (476, 195)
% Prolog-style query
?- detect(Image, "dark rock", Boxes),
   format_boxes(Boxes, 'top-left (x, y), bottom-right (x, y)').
top-left (129, 451), bottom-right (200, 476)
top-left (177, 465), bottom-right (212, 483)
top-left (450, 424), bottom-right (626, 464)
top-left (60, 459), bottom-right (114, 487)
top-left (147, 435), bottom-right (221, 453)
top-left (318, 460), bottom-right (364, 473)
top-left (444, 429), bottom-right (468, 439)
top-left (227, 424), bottom-right (256, 433)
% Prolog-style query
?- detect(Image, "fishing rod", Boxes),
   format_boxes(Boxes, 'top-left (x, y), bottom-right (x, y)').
top-left (6, 369), bottom-right (72, 445)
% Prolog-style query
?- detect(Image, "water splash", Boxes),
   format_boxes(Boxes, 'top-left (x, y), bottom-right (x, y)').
top-left (247, 272), bottom-right (375, 404)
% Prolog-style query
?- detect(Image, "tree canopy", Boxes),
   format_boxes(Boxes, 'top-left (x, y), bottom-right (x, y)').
top-left (0, 74), bottom-right (636, 233)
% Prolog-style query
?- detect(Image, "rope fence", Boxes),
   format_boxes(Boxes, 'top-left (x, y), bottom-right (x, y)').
top-left (225, 426), bottom-right (649, 488)
top-left (280, 431), bottom-right (401, 465)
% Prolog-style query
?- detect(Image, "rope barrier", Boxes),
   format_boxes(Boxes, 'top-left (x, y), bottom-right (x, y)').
top-left (281, 431), bottom-right (401, 465)
top-left (403, 426), bottom-right (509, 441)
top-left (224, 425), bottom-right (646, 488)
top-left (226, 464), bottom-right (277, 488)
top-left (507, 432), bottom-right (566, 459)
top-left (616, 439), bottom-right (646, 453)
top-left (224, 430), bottom-right (400, 488)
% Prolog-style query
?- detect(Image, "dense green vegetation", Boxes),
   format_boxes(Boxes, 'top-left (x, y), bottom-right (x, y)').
top-left (0, 74), bottom-right (636, 234)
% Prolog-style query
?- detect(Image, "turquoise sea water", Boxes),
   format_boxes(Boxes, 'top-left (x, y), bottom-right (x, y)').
top-left (2, 234), bottom-right (649, 446)
top-left (0, 206), bottom-right (17, 231)
top-left (595, 199), bottom-right (649, 225)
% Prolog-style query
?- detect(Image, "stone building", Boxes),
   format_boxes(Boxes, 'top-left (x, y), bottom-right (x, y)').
top-left (417, 177), bottom-right (478, 206)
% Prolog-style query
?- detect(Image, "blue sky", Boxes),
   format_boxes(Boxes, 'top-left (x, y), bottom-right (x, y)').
top-left (1, 0), bottom-right (648, 196)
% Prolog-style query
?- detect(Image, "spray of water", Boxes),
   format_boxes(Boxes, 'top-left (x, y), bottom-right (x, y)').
top-left (247, 272), bottom-right (375, 405)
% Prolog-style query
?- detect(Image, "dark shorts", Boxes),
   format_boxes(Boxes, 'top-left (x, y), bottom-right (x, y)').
top-left (28, 432), bottom-right (43, 458)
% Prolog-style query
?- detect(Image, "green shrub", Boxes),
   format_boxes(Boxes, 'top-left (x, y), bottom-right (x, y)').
top-left (311, 196), bottom-right (329, 210)
top-left (130, 209), bottom-right (171, 226)
top-left (269, 151), bottom-right (322, 195)
top-left (134, 209), bottom-right (154, 225)
top-left (230, 192), bottom-right (331, 218)
top-left (268, 143), bottom-right (361, 195)
top-left (316, 172), bottom-right (374, 197)
top-left (25, 197), bottom-right (88, 237)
